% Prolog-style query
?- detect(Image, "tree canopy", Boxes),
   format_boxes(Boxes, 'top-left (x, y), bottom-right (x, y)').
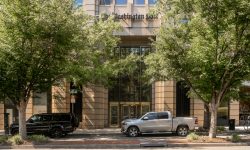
top-left (145, 0), bottom-right (250, 138)
top-left (0, 0), bottom-right (121, 139)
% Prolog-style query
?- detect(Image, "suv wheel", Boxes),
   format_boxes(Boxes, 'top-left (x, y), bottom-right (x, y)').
top-left (128, 126), bottom-right (139, 137)
top-left (51, 128), bottom-right (63, 138)
top-left (176, 126), bottom-right (188, 136)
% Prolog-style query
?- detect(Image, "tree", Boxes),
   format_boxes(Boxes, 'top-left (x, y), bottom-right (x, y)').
top-left (145, 0), bottom-right (250, 138)
top-left (0, 0), bottom-right (120, 140)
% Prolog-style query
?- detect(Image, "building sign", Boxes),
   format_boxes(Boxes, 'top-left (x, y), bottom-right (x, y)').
top-left (113, 13), bottom-right (158, 20)
top-left (103, 13), bottom-right (158, 20)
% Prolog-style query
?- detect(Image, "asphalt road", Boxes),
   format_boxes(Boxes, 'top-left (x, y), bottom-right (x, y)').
top-left (2, 146), bottom-right (250, 150)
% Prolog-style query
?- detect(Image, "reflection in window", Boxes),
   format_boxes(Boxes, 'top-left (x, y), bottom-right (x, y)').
top-left (75, 0), bottom-right (83, 6)
top-left (144, 113), bottom-right (157, 120)
top-left (116, 0), bottom-right (127, 5)
top-left (109, 47), bottom-right (152, 103)
top-left (217, 101), bottom-right (229, 126)
top-left (134, 0), bottom-right (144, 5)
top-left (100, 0), bottom-right (112, 5)
top-left (148, 0), bottom-right (156, 5)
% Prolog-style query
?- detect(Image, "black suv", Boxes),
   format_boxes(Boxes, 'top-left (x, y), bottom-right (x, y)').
top-left (10, 113), bottom-right (79, 138)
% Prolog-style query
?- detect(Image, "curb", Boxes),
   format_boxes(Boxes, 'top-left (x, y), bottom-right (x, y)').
top-left (1, 142), bottom-right (250, 149)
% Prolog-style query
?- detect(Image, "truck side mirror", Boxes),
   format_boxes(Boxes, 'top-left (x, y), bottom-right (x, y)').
top-left (143, 117), bottom-right (149, 120)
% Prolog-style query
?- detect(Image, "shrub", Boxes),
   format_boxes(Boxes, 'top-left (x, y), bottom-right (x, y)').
top-left (28, 135), bottom-right (48, 143)
top-left (187, 132), bottom-right (199, 141)
top-left (0, 135), bottom-right (8, 144)
top-left (231, 133), bottom-right (241, 143)
top-left (8, 135), bottom-right (23, 145)
top-left (216, 126), bottom-right (226, 132)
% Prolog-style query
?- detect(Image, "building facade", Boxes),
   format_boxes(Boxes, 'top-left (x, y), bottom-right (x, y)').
top-left (1, 0), bottom-right (249, 130)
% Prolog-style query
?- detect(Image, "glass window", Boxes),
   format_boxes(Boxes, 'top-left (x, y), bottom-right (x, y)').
top-left (134, 0), bottom-right (144, 5)
top-left (29, 115), bottom-right (42, 123)
top-left (116, 0), bottom-right (127, 5)
top-left (33, 92), bottom-right (47, 105)
top-left (75, 0), bottom-right (83, 6)
top-left (148, 0), bottom-right (156, 5)
top-left (158, 112), bottom-right (168, 119)
top-left (100, 0), bottom-right (112, 5)
top-left (144, 113), bottom-right (157, 120)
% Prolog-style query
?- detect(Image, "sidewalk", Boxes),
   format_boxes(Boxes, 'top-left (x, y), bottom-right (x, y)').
top-left (0, 127), bottom-right (250, 149)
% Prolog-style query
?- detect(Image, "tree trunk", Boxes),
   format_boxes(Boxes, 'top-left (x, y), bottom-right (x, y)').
top-left (203, 104), bottom-right (210, 129)
top-left (18, 100), bottom-right (27, 140)
top-left (209, 102), bottom-right (218, 138)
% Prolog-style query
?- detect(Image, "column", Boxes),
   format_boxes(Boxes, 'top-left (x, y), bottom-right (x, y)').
top-left (230, 101), bottom-right (239, 126)
top-left (82, 84), bottom-right (107, 129)
top-left (152, 80), bottom-right (176, 116)
top-left (51, 80), bottom-right (70, 113)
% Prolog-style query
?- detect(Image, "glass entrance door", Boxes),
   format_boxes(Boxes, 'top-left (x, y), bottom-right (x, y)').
top-left (110, 104), bottom-right (119, 127)
top-left (110, 102), bottom-right (151, 127)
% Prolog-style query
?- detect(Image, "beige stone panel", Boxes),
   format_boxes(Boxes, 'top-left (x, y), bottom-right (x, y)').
top-left (0, 104), bottom-right (4, 109)
top-left (164, 80), bottom-right (175, 87)
top-left (230, 103), bottom-right (239, 110)
top-left (164, 86), bottom-right (174, 92)
top-left (0, 124), bottom-right (4, 130)
top-left (0, 108), bottom-right (4, 114)
top-left (193, 104), bottom-right (204, 110)
top-left (164, 91), bottom-right (174, 98)
top-left (230, 109), bottom-right (239, 116)
top-left (0, 115), bottom-right (4, 121)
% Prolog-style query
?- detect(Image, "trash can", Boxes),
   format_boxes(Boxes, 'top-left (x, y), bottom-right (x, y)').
top-left (229, 119), bottom-right (235, 130)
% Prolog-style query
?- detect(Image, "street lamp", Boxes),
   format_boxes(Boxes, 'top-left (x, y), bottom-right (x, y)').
top-left (70, 85), bottom-right (78, 114)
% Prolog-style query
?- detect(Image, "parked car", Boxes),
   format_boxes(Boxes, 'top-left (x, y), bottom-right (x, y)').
top-left (121, 111), bottom-right (198, 137)
top-left (10, 113), bottom-right (79, 138)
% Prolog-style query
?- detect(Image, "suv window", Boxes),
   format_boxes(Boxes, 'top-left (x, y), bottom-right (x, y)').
top-left (29, 115), bottom-right (42, 122)
top-left (42, 115), bottom-right (52, 121)
top-left (52, 114), bottom-right (71, 121)
top-left (157, 112), bottom-right (168, 119)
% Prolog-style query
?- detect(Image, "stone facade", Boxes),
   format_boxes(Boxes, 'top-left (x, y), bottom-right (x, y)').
top-left (82, 84), bottom-right (108, 129)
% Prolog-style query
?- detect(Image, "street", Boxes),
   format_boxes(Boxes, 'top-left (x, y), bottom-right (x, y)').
top-left (2, 146), bottom-right (250, 150)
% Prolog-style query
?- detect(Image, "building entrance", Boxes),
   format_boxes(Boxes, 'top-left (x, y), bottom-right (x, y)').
top-left (109, 102), bottom-right (150, 127)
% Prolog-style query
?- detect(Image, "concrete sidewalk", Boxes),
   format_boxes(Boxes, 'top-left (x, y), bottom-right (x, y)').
top-left (0, 127), bottom-right (250, 149)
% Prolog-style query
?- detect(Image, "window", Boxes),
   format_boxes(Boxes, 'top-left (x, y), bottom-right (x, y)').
top-left (148, 0), bottom-right (156, 5)
top-left (75, 0), bottom-right (83, 6)
top-left (158, 112), bottom-right (168, 119)
top-left (100, 0), bottom-right (112, 5)
top-left (116, 0), bottom-right (127, 5)
top-left (134, 0), bottom-right (144, 5)
top-left (144, 113), bottom-right (157, 120)
top-left (29, 115), bottom-right (42, 123)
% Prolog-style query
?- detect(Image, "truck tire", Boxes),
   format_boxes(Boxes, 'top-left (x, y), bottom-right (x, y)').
top-left (128, 126), bottom-right (139, 137)
top-left (176, 126), bottom-right (189, 136)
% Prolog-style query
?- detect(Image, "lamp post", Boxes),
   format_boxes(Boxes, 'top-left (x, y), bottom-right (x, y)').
top-left (70, 87), bottom-right (78, 114)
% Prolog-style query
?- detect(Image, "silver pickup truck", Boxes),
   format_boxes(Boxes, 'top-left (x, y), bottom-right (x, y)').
top-left (121, 111), bottom-right (198, 137)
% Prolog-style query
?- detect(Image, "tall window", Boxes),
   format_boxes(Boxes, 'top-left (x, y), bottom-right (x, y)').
top-left (75, 0), bottom-right (83, 6)
top-left (116, 0), bottom-right (127, 5)
top-left (134, 0), bottom-right (144, 5)
top-left (100, 0), bottom-right (112, 5)
top-left (148, 0), bottom-right (156, 5)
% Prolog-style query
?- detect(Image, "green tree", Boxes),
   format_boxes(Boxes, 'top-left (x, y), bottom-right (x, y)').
top-left (145, 0), bottom-right (250, 138)
top-left (0, 0), bottom-right (120, 140)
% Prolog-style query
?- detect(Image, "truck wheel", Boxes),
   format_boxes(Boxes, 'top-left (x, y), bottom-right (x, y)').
top-left (176, 126), bottom-right (189, 136)
top-left (51, 128), bottom-right (63, 138)
top-left (128, 126), bottom-right (139, 137)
